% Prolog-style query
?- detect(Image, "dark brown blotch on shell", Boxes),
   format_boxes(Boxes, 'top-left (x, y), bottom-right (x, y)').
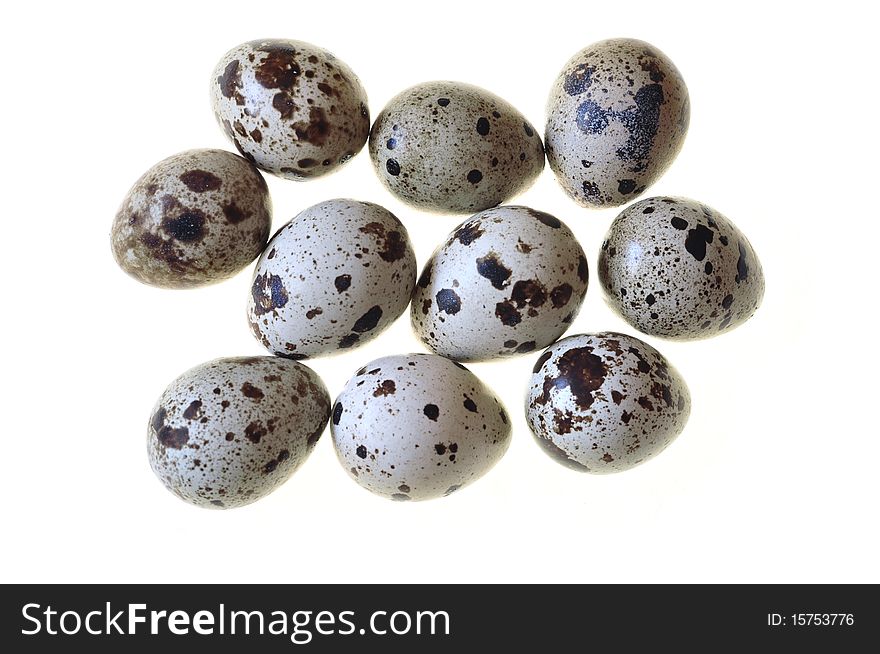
top-left (179, 170), bottom-right (222, 193)
top-left (359, 221), bottom-right (407, 262)
top-left (538, 346), bottom-right (607, 410)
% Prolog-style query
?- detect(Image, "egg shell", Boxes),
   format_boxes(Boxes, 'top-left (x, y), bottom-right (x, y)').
top-left (147, 356), bottom-right (330, 509)
top-left (526, 332), bottom-right (690, 473)
top-left (412, 205), bottom-right (589, 361)
top-left (598, 197), bottom-right (764, 339)
top-left (111, 149), bottom-right (271, 289)
top-left (247, 199), bottom-right (416, 358)
top-left (331, 354), bottom-right (511, 501)
top-left (545, 38), bottom-right (689, 208)
top-left (369, 81), bottom-right (545, 214)
top-left (210, 39), bottom-right (370, 180)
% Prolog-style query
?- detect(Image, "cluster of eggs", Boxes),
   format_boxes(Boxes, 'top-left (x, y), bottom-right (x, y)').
top-left (111, 38), bottom-right (764, 508)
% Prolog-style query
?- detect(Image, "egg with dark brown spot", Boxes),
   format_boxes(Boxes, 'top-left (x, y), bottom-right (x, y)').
top-left (111, 149), bottom-right (271, 289)
top-left (412, 205), bottom-right (589, 361)
top-left (598, 197), bottom-right (764, 339)
top-left (147, 356), bottom-right (330, 508)
top-left (369, 81), bottom-right (545, 213)
top-left (247, 199), bottom-right (416, 358)
top-left (526, 332), bottom-right (690, 473)
top-left (210, 39), bottom-right (370, 180)
top-left (332, 354), bottom-right (511, 501)
top-left (545, 38), bottom-right (689, 208)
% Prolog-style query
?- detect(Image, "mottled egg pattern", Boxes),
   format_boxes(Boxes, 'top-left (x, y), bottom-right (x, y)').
top-left (332, 354), bottom-right (511, 501)
top-left (147, 356), bottom-right (330, 508)
top-left (598, 197), bottom-right (764, 340)
top-left (526, 332), bottom-right (690, 473)
top-left (248, 199), bottom-right (416, 359)
top-left (111, 149), bottom-right (271, 289)
top-left (210, 39), bottom-right (370, 180)
top-left (412, 206), bottom-right (589, 361)
top-left (369, 81), bottom-right (545, 214)
top-left (545, 38), bottom-right (689, 208)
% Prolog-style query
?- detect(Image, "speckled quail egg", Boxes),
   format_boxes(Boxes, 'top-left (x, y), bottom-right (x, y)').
top-left (526, 332), bottom-right (690, 473)
top-left (545, 38), bottom-right (689, 208)
top-left (248, 199), bottom-right (416, 358)
top-left (598, 197), bottom-right (764, 339)
top-left (111, 149), bottom-right (271, 288)
top-left (411, 206), bottom-right (588, 361)
top-left (331, 354), bottom-right (511, 501)
top-left (210, 39), bottom-right (370, 180)
top-left (147, 356), bottom-right (330, 508)
top-left (369, 81), bottom-right (545, 214)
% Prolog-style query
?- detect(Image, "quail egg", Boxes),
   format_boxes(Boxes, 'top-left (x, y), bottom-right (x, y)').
top-left (111, 149), bottom-right (271, 288)
top-left (598, 197), bottom-right (764, 339)
top-left (545, 38), bottom-right (689, 207)
top-left (369, 81), bottom-right (545, 213)
top-left (412, 205), bottom-right (588, 361)
top-left (332, 353), bottom-right (511, 501)
top-left (248, 199), bottom-right (416, 358)
top-left (147, 356), bottom-right (330, 508)
top-left (210, 39), bottom-right (370, 180)
top-left (526, 332), bottom-right (690, 473)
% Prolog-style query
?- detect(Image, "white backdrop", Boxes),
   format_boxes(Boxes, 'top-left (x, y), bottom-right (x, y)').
top-left (1, 0), bottom-right (876, 583)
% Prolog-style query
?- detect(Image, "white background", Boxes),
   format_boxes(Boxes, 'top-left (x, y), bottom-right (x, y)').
top-left (1, 0), bottom-right (877, 584)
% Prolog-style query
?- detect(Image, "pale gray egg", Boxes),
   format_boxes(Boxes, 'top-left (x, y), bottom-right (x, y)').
top-left (545, 38), bottom-right (689, 208)
top-left (210, 39), bottom-right (370, 180)
top-left (412, 206), bottom-right (588, 361)
top-left (111, 149), bottom-right (271, 288)
top-left (331, 354), bottom-right (511, 501)
top-left (369, 81), bottom-right (545, 214)
top-left (526, 332), bottom-right (690, 473)
top-left (247, 199), bottom-right (416, 359)
top-left (147, 356), bottom-right (330, 508)
top-left (598, 197), bottom-right (764, 339)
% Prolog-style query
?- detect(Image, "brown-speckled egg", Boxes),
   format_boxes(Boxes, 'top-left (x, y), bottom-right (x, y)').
top-left (526, 332), bottom-right (690, 473)
top-left (111, 149), bottom-right (271, 289)
top-left (331, 354), bottom-right (511, 501)
top-left (598, 197), bottom-right (764, 339)
top-left (545, 38), bottom-right (689, 208)
top-left (412, 205), bottom-right (588, 361)
top-left (369, 81), bottom-right (545, 214)
top-left (210, 39), bottom-right (370, 180)
top-left (147, 356), bottom-right (330, 509)
top-left (247, 199), bottom-right (416, 359)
